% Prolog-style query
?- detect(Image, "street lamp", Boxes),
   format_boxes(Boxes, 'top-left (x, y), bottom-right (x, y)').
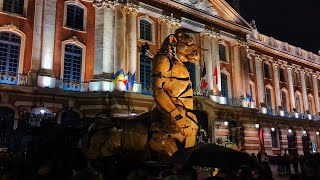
top-left (316, 131), bottom-right (319, 135)
top-left (255, 123), bottom-right (260, 129)
top-left (302, 130), bottom-right (307, 135)
top-left (288, 129), bottom-right (292, 134)
top-left (271, 127), bottom-right (275, 132)
top-left (224, 121), bottom-right (229, 126)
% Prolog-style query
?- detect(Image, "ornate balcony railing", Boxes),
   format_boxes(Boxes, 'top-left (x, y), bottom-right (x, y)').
top-left (0, 72), bottom-right (28, 86)
top-left (226, 97), bottom-right (243, 107)
top-left (56, 79), bottom-right (89, 92)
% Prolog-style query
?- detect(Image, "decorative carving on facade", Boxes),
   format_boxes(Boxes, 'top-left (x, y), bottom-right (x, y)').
top-left (200, 29), bottom-right (220, 39)
top-left (159, 13), bottom-right (181, 27)
top-left (92, 0), bottom-right (114, 9)
top-left (174, 0), bottom-right (217, 16)
top-left (125, 3), bottom-right (139, 14)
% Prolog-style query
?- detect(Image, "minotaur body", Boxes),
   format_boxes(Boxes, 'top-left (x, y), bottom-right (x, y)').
top-left (149, 30), bottom-right (200, 156)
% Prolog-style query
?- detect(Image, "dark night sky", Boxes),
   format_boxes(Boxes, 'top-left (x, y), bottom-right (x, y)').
top-left (234, 0), bottom-right (320, 54)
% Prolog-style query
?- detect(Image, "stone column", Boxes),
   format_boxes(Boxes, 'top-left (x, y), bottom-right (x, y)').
top-left (272, 62), bottom-right (281, 108)
top-left (126, 4), bottom-right (139, 75)
top-left (37, 0), bottom-right (57, 88)
top-left (232, 42), bottom-right (243, 98)
top-left (126, 3), bottom-right (140, 92)
top-left (211, 37), bottom-right (221, 91)
top-left (287, 66), bottom-right (295, 110)
top-left (89, 2), bottom-right (115, 92)
top-left (114, 4), bottom-right (126, 73)
top-left (201, 33), bottom-right (213, 90)
top-left (312, 73), bottom-right (320, 113)
top-left (300, 70), bottom-right (308, 112)
top-left (93, 6), bottom-right (114, 76)
top-left (255, 57), bottom-right (265, 105)
top-left (29, 0), bottom-right (44, 85)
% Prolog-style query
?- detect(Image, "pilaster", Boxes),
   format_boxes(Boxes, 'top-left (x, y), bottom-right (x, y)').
top-left (255, 56), bottom-right (264, 105)
top-left (38, 0), bottom-right (57, 88)
top-left (312, 73), bottom-right (320, 113)
top-left (272, 61), bottom-right (281, 108)
top-left (287, 66), bottom-right (295, 111)
top-left (300, 70), bottom-right (308, 112)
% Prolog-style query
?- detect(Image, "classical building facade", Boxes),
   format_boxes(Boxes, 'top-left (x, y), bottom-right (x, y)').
top-left (1, 0), bottom-right (320, 155)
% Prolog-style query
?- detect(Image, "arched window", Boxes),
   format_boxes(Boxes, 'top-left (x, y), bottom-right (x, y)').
top-left (281, 91), bottom-right (287, 111)
top-left (139, 19), bottom-right (152, 42)
top-left (0, 107), bottom-right (15, 148)
top-left (0, 31), bottom-right (21, 84)
top-left (3, 0), bottom-right (24, 15)
top-left (66, 4), bottom-right (84, 30)
top-left (219, 44), bottom-right (227, 62)
top-left (270, 128), bottom-right (279, 148)
top-left (140, 53), bottom-right (152, 95)
top-left (63, 44), bottom-right (82, 91)
top-left (295, 93), bottom-right (302, 113)
top-left (221, 73), bottom-right (228, 97)
top-left (308, 96), bottom-right (314, 114)
top-left (279, 68), bottom-right (286, 82)
top-left (266, 88), bottom-right (272, 110)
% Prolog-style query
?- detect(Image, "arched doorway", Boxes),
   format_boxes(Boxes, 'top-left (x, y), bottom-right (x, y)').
top-left (0, 107), bottom-right (15, 148)
top-left (61, 109), bottom-right (80, 126)
top-left (287, 129), bottom-right (298, 155)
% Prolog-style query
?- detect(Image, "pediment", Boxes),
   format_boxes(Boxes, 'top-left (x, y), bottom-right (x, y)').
top-left (174, 0), bottom-right (218, 16)
top-left (172, 0), bottom-right (251, 28)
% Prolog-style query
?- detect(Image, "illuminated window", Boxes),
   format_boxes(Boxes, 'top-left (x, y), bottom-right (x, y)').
top-left (221, 73), bottom-right (228, 97)
top-left (3, 0), bottom-right (24, 15)
top-left (63, 44), bottom-right (82, 91)
top-left (219, 44), bottom-right (227, 62)
top-left (66, 4), bottom-right (84, 30)
top-left (0, 32), bottom-right (21, 85)
top-left (140, 20), bottom-right (152, 42)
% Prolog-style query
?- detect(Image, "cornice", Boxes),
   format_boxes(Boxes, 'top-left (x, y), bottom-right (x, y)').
top-left (153, 0), bottom-right (251, 35)
top-left (248, 36), bottom-right (320, 69)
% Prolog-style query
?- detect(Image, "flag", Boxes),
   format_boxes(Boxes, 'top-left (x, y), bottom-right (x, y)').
top-left (130, 72), bottom-right (136, 90)
top-left (201, 61), bottom-right (208, 89)
top-left (112, 69), bottom-right (124, 83)
top-left (213, 65), bottom-right (218, 85)
top-left (125, 71), bottom-right (130, 90)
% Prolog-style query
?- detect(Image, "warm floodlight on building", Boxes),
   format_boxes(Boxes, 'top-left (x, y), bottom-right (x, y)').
top-left (316, 132), bottom-right (319, 135)
top-left (288, 129), bottom-right (292, 134)
top-left (271, 127), bottom-right (275, 132)
top-left (302, 130), bottom-right (307, 135)
top-left (224, 121), bottom-right (229, 126)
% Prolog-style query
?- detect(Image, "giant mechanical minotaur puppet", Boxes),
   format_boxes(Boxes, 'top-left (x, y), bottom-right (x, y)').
top-left (149, 29), bottom-right (200, 156)
top-left (84, 29), bottom-right (201, 160)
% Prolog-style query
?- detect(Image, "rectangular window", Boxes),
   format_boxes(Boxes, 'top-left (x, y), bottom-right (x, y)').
top-left (66, 4), bottom-right (84, 31)
top-left (264, 63), bottom-right (271, 79)
top-left (293, 71), bottom-right (300, 85)
top-left (279, 68), bottom-right (286, 82)
top-left (219, 44), bottom-right (227, 62)
top-left (221, 73), bottom-right (228, 97)
top-left (3, 0), bottom-right (24, 16)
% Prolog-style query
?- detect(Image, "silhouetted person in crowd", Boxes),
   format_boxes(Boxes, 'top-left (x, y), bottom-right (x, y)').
top-left (257, 152), bottom-right (262, 163)
top-left (302, 159), bottom-right (320, 179)
top-left (284, 153), bottom-right (291, 174)
top-left (298, 154), bottom-right (305, 175)
top-left (251, 153), bottom-right (257, 161)
top-left (292, 155), bottom-right (299, 174)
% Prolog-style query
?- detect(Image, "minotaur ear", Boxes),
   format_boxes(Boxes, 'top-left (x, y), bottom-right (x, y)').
top-left (168, 35), bottom-right (177, 45)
